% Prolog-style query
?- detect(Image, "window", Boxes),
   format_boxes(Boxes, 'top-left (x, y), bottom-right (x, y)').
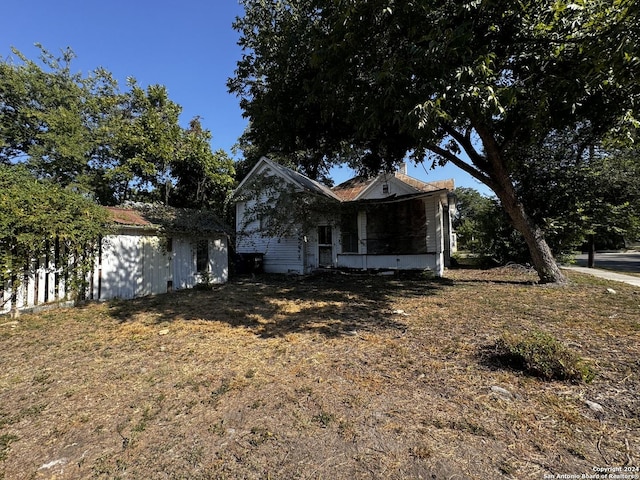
top-left (318, 225), bottom-right (332, 245)
top-left (340, 213), bottom-right (359, 253)
top-left (341, 233), bottom-right (359, 253)
top-left (196, 240), bottom-right (209, 272)
top-left (366, 199), bottom-right (427, 254)
top-left (318, 226), bottom-right (333, 267)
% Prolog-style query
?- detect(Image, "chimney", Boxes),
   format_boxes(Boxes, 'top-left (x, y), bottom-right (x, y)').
top-left (397, 162), bottom-right (407, 175)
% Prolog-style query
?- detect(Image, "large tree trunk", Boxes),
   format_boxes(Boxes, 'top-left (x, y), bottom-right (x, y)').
top-left (469, 122), bottom-right (568, 284)
top-left (498, 189), bottom-right (568, 284)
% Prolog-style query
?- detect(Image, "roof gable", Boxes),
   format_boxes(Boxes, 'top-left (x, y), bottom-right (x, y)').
top-left (357, 175), bottom-right (419, 200)
top-left (332, 172), bottom-right (454, 202)
top-left (233, 158), bottom-right (454, 204)
top-left (233, 157), bottom-right (341, 201)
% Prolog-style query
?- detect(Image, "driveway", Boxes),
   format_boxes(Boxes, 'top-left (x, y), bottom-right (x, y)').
top-left (573, 251), bottom-right (640, 273)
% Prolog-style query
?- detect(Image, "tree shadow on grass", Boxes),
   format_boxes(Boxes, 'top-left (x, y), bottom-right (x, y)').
top-left (108, 271), bottom-right (451, 338)
top-left (445, 265), bottom-right (541, 286)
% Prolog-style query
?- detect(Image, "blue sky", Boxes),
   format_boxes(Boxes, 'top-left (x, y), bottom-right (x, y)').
top-left (1, 0), bottom-right (491, 194)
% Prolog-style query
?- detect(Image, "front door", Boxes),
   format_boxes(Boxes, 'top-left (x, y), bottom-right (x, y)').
top-left (318, 226), bottom-right (333, 267)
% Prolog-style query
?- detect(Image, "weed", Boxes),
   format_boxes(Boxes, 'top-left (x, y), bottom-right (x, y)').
top-left (0, 412), bottom-right (11, 429)
top-left (410, 444), bottom-right (432, 459)
top-left (248, 427), bottom-right (274, 446)
top-left (499, 461), bottom-right (516, 475)
top-left (296, 386), bottom-right (313, 396)
top-left (494, 329), bottom-right (596, 382)
top-left (186, 442), bottom-right (204, 466)
top-left (31, 371), bottom-right (52, 386)
top-left (18, 404), bottom-right (46, 419)
top-left (312, 412), bottom-right (334, 428)
top-left (568, 445), bottom-right (587, 460)
top-left (208, 420), bottom-right (226, 436)
top-left (0, 434), bottom-right (18, 461)
top-left (210, 378), bottom-right (231, 406)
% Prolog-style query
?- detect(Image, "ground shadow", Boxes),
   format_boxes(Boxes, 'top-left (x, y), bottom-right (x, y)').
top-left (108, 271), bottom-right (450, 338)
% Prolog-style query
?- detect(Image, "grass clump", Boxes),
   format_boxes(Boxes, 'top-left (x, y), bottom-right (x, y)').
top-left (0, 433), bottom-right (18, 461)
top-left (495, 329), bottom-right (595, 383)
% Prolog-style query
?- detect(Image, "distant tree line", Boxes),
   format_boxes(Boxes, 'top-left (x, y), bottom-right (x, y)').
top-left (454, 138), bottom-right (640, 264)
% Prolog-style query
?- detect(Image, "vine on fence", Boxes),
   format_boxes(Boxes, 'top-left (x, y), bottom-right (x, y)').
top-left (0, 165), bottom-right (108, 307)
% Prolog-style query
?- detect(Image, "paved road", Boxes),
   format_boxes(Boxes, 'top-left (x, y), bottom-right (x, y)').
top-left (572, 252), bottom-right (640, 273)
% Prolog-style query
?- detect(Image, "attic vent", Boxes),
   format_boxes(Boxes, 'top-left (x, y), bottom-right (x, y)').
top-left (382, 183), bottom-right (389, 194)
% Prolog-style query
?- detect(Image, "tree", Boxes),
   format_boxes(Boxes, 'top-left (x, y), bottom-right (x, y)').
top-left (103, 81), bottom-right (183, 205)
top-left (453, 187), bottom-right (495, 251)
top-left (455, 141), bottom-right (640, 265)
top-left (232, 125), bottom-right (335, 186)
top-left (230, 0), bottom-right (640, 283)
top-left (0, 164), bottom-right (108, 303)
top-left (514, 135), bottom-right (640, 259)
top-left (1, 46), bottom-right (235, 209)
top-left (170, 117), bottom-right (236, 215)
top-left (0, 46), bottom-right (113, 187)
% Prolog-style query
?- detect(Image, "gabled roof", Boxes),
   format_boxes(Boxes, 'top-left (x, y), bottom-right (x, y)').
top-left (330, 176), bottom-right (374, 202)
top-left (393, 173), bottom-right (454, 193)
top-left (233, 157), bottom-right (342, 201)
top-left (332, 172), bottom-right (454, 202)
top-left (106, 203), bottom-right (230, 235)
top-left (107, 206), bottom-right (151, 227)
top-left (233, 157), bottom-right (454, 204)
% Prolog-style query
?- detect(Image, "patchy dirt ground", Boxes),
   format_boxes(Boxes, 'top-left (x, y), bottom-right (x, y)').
top-left (0, 268), bottom-right (638, 479)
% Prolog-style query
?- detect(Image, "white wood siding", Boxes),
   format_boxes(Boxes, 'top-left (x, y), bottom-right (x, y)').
top-left (171, 236), bottom-right (228, 289)
top-left (236, 199), bottom-right (305, 274)
top-left (172, 237), bottom-right (196, 290)
top-left (97, 234), bottom-right (174, 300)
top-left (209, 237), bottom-right (229, 284)
top-left (358, 210), bottom-right (367, 254)
top-left (337, 253), bottom-right (438, 271)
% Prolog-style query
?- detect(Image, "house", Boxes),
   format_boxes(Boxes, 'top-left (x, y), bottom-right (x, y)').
top-left (1, 204), bottom-right (229, 314)
top-left (95, 204), bottom-right (229, 300)
top-left (233, 157), bottom-right (456, 276)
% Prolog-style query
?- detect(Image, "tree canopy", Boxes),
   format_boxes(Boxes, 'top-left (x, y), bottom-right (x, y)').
top-left (0, 164), bottom-right (108, 298)
top-left (1, 46), bottom-right (235, 209)
top-left (230, 0), bottom-right (640, 283)
top-left (455, 137), bottom-right (640, 265)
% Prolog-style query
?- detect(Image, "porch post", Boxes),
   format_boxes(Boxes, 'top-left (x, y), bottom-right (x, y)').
top-left (435, 201), bottom-right (444, 276)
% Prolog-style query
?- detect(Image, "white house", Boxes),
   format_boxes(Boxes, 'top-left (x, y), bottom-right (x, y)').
top-left (233, 157), bottom-right (456, 276)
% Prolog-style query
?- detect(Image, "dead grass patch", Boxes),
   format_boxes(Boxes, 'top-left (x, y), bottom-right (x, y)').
top-left (0, 268), bottom-right (638, 479)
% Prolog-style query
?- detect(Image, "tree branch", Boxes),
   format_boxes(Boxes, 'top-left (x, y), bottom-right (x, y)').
top-left (425, 143), bottom-right (496, 191)
top-left (442, 123), bottom-right (490, 172)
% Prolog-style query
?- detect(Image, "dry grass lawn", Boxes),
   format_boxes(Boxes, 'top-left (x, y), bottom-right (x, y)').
top-left (0, 267), bottom-right (638, 479)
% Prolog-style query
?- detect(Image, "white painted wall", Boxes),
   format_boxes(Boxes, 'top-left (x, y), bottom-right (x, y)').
top-left (236, 200), bottom-right (306, 274)
top-left (337, 253), bottom-right (438, 271)
top-left (234, 178), bottom-right (451, 277)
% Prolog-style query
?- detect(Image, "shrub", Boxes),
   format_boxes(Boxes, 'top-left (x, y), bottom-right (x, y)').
top-left (495, 330), bottom-right (595, 383)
